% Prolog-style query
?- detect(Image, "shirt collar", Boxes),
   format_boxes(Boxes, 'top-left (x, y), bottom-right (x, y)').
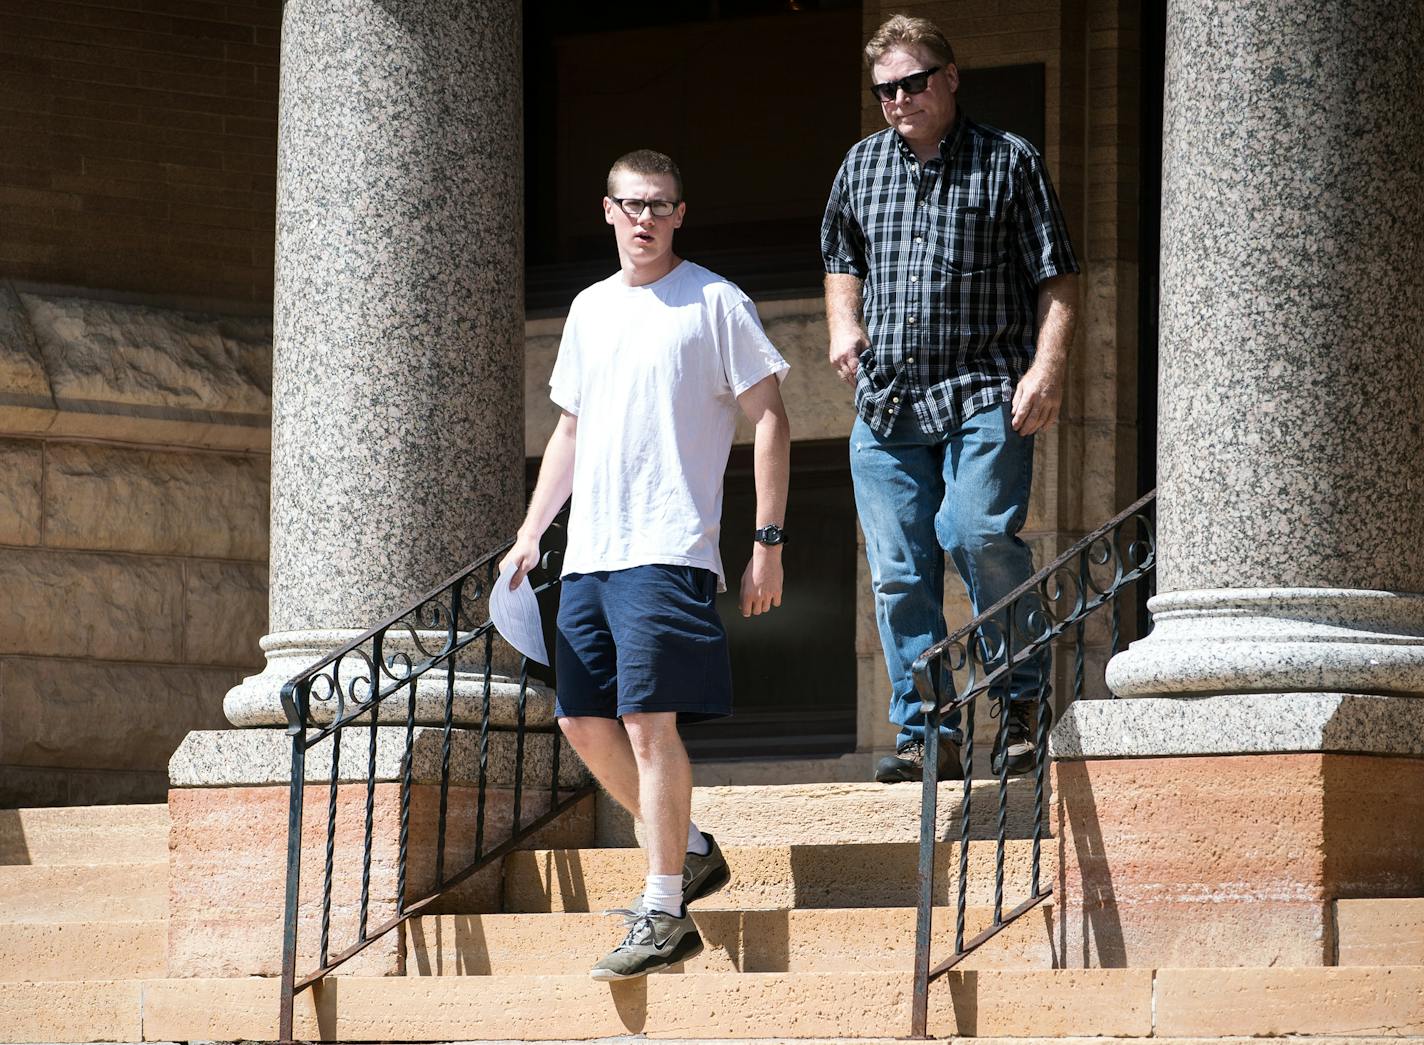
top-left (892, 111), bottom-right (970, 167)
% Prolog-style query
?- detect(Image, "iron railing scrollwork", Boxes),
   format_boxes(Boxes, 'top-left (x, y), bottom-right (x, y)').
top-left (276, 509), bottom-right (590, 1041)
top-left (907, 490), bottom-right (1157, 1036)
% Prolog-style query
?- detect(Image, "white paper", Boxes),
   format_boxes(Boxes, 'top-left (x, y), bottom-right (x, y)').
top-left (490, 562), bottom-right (550, 666)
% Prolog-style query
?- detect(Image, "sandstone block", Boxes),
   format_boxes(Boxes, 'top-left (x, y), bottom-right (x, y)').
top-left (166, 784), bottom-right (595, 977)
top-left (754, 299), bottom-right (854, 444)
top-left (0, 921), bottom-right (167, 981)
top-left (0, 980), bottom-right (142, 1042)
top-left (1054, 753), bottom-right (1424, 968)
top-left (44, 442), bottom-right (270, 559)
top-left (404, 905), bottom-right (1055, 976)
top-left (593, 779), bottom-right (1044, 847)
top-left (182, 559), bottom-right (268, 667)
top-left (1154, 966), bottom-right (1424, 1036)
top-left (1336, 898), bottom-right (1424, 966)
top-left (0, 802), bottom-right (169, 866)
top-left (0, 440), bottom-right (41, 545)
top-left (140, 969), bottom-right (1154, 1041)
top-left (0, 864), bottom-right (165, 922)
top-left (931, 968), bottom-right (1153, 1037)
top-left (0, 658), bottom-right (237, 772)
top-left (0, 548), bottom-right (184, 662)
top-left (505, 839), bottom-right (1051, 913)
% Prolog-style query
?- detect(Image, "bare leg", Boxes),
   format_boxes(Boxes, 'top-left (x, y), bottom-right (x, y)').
top-left (622, 711), bottom-right (691, 877)
top-left (558, 716), bottom-right (642, 820)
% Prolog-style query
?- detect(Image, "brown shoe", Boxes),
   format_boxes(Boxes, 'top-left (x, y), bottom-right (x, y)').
top-left (874, 738), bottom-right (964, 783)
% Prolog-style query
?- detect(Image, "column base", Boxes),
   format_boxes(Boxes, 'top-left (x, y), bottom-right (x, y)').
top-left (1051, 693), bottom-right (1424, 969)
top-left (166, 728), bottom-right (592, 978)
top-left (222, 629), bottom-right (553, 729)
top-left (1106, 589), bottom-right (1424, 697)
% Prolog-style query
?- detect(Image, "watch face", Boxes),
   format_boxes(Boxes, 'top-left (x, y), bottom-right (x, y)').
top-left (756, 525), bottom-right (785, 545)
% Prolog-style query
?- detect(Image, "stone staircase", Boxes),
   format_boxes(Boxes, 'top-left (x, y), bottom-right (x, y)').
top-left (0, 785), bottom-right (1422, 1041)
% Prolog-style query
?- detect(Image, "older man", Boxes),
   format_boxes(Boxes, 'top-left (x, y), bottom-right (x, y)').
top-left (821, 15), bottom-right (1079, 783)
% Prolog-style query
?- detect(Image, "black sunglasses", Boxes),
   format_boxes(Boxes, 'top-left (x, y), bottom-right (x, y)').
top-left (870, 66), bottom-right (941, 102)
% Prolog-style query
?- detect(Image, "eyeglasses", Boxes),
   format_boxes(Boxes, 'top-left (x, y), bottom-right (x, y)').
top-left (870, 66), bottom-right (941, 102)
top-left (610, 196), bottom-right (680, 218)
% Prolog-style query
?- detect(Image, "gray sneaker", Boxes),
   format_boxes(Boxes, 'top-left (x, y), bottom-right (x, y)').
top-left (683, 832), bottom-right (730, 905)
top-left (620, 834), bottom-right (732, 913)
top-left (589, 907), bottom-right (703, 981)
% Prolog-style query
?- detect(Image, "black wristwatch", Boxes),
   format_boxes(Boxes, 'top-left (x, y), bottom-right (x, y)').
top-left (753, 524), bottom-right (788, 546)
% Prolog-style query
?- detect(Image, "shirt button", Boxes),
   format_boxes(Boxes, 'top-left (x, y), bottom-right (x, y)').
top-left (914, 235), bottom-right (924, 243)
top-left (918, 200), bottom-right (927, 207)
top-left (906, 356), bottom-right (915, 364)
top-left (910, 275), bottom-right (919, 283)
top-left (892, 395), bottom-right (901, 403)
top-left (907, 315), bottom-right (917, 325)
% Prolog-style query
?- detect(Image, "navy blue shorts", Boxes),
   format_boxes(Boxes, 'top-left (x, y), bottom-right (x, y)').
top-left (554, 564), bottom-right (733, 722)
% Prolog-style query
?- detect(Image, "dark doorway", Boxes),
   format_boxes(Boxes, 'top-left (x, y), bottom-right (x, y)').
top-left (523, 1), bottom-right (862, 313)
top-left (683, 439), bottom-right (858, 758)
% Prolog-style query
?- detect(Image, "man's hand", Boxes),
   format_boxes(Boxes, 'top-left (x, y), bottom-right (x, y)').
top-left (498, 533), bottom-right (542, 590)
top-left (1010, 357), bottom-right (1064, 435)
top-left (828, 329), bottom-right (869, 387)
top-left (739, 545), bottom-right (784, 617)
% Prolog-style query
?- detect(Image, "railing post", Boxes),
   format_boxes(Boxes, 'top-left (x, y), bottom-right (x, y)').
top-left (278, 735), bottom-right (306, 1043)
top-left (910, 695), bottom-right (942, 1037)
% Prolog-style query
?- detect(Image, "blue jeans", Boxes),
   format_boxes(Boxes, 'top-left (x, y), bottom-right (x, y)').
top-left (850, 403), bottom-right (1045, 749)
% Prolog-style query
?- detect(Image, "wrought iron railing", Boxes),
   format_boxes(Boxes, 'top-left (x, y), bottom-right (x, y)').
top-left (907, 490), bottom-right (1156, 1036)
top-left (275, 511), bottom-right (589, 1041)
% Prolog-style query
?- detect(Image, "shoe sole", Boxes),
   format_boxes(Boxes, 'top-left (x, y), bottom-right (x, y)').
top-left (588, 934), bottom-right (705, 981)
top-left (686, 860), bottom-right (730, 905)
top-left (874, 764), bottom-right (966, 784)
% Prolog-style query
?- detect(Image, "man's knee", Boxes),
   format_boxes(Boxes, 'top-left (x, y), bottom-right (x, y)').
top-left (558, 714), bottom-right (614, 749)
top-left (622, 711), bottom-right (681, 759)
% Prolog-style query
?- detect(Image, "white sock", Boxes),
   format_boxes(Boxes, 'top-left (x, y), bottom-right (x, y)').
top-left (643, 873), bottom-right (683, 916)
top-left (686, 820), bottom-right (710, 856)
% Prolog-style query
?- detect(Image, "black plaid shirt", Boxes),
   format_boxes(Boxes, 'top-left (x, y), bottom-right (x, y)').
top-left (821, 114), bottom-right (1079, 436)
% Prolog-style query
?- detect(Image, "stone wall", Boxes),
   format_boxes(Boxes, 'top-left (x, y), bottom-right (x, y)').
top-left (0, 284), bottom-right (270, 806)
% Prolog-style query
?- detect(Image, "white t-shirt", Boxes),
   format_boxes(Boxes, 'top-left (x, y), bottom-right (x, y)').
top-left (549, 260), bottom-right (789, 589)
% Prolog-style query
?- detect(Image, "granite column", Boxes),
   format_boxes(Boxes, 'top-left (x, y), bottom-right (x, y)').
top-left (167, 2), bottom-right (593, 979)
top-left (224, 0), bottom-right (532, 725)
top-left (1053, 0), bottom-right (1424, 969)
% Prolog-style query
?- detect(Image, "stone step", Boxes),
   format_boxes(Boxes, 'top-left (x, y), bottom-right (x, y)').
top-left (75, 967), bottom-right (1424, 1041)
top-left (1335, 898), bottom-right (1424, 965)
top-left (502, 840), bottom-right (1053, 912)
top-left (594, 778), bottom-right (1046, 847)
top-left (0, 804), bottom-right (168, 866)
top-left (403, 904), bottom-right (1055, 975)
top-left (0, 921), bottom-right (167, 981)
top-left (0, 864), bottom-right (167, 923)
top-left (130, 969), bottom-right (1153, 1040)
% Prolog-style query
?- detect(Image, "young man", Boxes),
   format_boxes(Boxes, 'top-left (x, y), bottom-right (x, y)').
top-left (821, 16), bottom-right (1080, 783)
top-left (501, 149), bottom-right (791, 980)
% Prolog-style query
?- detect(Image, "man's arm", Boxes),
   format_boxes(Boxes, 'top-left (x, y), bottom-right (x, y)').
top-left (825, 273), bottom-right (870, 387)
top-left (736, 374), bottom-right (790, 618)
top-left (1010, 273), bottom-right (1079, 435)
top-left (499, 410), bottom-right (577, 587)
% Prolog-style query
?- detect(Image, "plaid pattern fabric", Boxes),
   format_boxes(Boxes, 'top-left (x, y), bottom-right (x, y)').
top-left (821, 115), bottom-right (1079, 436)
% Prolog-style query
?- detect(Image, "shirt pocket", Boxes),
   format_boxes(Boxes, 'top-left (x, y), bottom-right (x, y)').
top-left (945, 206), bottom-right (991, 274)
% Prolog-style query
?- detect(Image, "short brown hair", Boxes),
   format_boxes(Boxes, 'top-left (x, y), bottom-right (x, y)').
top-left (864, 14), bottom-right (956, 70)
top-left (607, 149), bottom-right (684, 201)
